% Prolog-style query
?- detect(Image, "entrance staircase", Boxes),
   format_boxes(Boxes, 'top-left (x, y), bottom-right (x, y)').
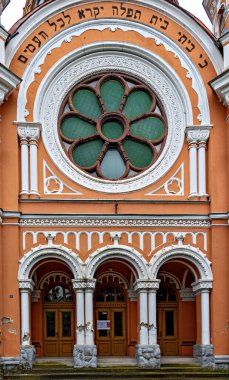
top-left (2, 357), bottom-right (229, 379)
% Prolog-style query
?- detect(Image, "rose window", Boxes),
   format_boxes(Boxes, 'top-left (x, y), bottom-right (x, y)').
top-left (59, 74), bottom-right (167, 180)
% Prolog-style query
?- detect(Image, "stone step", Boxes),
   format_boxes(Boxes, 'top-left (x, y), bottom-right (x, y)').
top-left (3, 368), bottom-right (229, 379)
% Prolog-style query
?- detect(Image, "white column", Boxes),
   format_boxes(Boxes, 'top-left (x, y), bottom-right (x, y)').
top-left (85, 288), bottom-right (94, 345)
top-left (19, 280), bottom-right (34, 346)
top-left (188, 140), bottom-right (198, 197)
top-left (198, 141), bottom-right (207, 197)
top-left (139, 290), bottom-right (148, 345)
top-left (201, 290), bottom-right (210, 345)
top-left (148, 289), bottom-right (158, 345)
top-left (76, 289), bottom-right (85, 345)
top-left (16, 123), bottom-right (41, 197)
top-left (29, 138), bottom-right (38, 195)
top-left (20, 139), bottom-right (29, 195)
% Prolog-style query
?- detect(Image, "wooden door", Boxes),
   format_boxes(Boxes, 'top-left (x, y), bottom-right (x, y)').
top-left (157, 306), bottom-right (178, 356)
top-left (96, 306), bottom-right (126, 356)
top-left (43, 308), bottom-right (74, 356)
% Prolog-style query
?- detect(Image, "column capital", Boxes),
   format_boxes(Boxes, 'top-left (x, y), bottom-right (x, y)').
top-left (72, 279), bottom-right (96, 290)
top-left (18, 279), bottom-right (35, 292)
top-left (134, 279), bottom-right (160, 292)
top-left (186, 126), bottom-right (212, 144)
top-left (16, 122), bottom-right (41, 142)
top-left (192, 279), bottom-right (213, 294)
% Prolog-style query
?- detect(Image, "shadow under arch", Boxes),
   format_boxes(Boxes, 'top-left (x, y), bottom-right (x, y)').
top-left (149, 244), bottom-right (213, 281)
top-left (85, 244), bottom-right (149, 280)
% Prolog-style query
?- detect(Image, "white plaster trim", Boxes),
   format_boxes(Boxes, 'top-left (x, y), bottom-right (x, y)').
top-left (17, 20), bottom-right (210, 125)
top-left (18, 244), bottom-right (83, 280)
top-left (85, 245), bottom-right (149, 279)
top-left (43, 161), bottom-right (82, 195)
top-left (146, 163), bottom-right (184, 196)
top-left (150, 244), bottom-right (213, 281)
top-left (33, 49), bottom-right (188, 193)
top-left (5, 0), bottom-right (222, 74)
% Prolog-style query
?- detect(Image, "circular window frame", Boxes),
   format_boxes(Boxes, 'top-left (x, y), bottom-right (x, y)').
top-left (39, 51), bottom-right (186, 193)
top-left (58, 73), bottom-right (168, 181)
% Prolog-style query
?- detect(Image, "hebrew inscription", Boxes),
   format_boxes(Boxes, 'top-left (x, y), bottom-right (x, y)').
top-left (16, 1), bottom-right (209, 71)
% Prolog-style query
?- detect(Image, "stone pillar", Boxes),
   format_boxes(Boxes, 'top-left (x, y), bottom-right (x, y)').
top-left (192, 280), bottom-right (214, 367)
top-left (148, 281), bottom-right (160, 345)
top-left (18, 280), bottom-right (36, 369)
top-left (16, 123), bottom-right (41, 198)
top-left (186, 127), bottom-right (211, 199)
top-left (134, 280), bottom-right (161, 369)
top-left (72, 279), bottom-right (97, 369)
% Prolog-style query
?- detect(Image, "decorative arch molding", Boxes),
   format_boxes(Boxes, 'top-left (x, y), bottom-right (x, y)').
top-left (31, 46), bottom-right (191, 193)
top-left (7, 0), bottom-right (222, 74)
top-left (149, 244), bottom-right (213, 281)
top-left (96, 272), bottom-right (129, 290)
top-left (85, 245), bottom-right (149, 280)
top-left (18, 244), bottom-right (83, 281)
top-left (158, 271), bottom-right (181, 290)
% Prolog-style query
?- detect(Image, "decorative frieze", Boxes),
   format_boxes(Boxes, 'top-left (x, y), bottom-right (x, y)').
top-left (18, 279), bottom-right (35, 292)
top-left (192, 280), bottom-right (213, 294)
top-left (72, 279), bottom-right (96, 290)
top-left (134, 280), bottom-right (160, 292)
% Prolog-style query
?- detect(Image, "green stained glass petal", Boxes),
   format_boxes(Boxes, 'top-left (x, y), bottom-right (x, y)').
top-left (61, 117), bottom-right (96, 139)
top-left (101, 149), bottom-right (126, 179)
top-left (130, 117), bottom-right (165, 140)
top-left (102, 120), bottom-right (124, 140)
top-left (72, 139), bottom-right (103, 167)
top-left (122, 139), bottom-right (153, 168)
top-left (72, 89), bottom-right (102, 119)
top-left (123, 90), bottom-right (152, 119)
top-left (100, 79), bottom-right (124, 112)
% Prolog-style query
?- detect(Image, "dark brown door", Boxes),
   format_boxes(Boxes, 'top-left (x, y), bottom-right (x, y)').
top-left (157, 306), bottom-right (178, 356)
top-left (43, 308), bottom-right (74, 356)
top-left (96, 307), bottom-right (126, 356)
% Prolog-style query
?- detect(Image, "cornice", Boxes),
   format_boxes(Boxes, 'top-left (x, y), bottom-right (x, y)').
top-left (19, 215), bottom-right (211, 227)
top-left (209, 68), bottom-right (229, 107)
top-left (0, 63), bottom-right (21, 105)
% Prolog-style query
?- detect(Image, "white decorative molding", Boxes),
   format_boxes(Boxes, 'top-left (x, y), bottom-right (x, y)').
top-left (146, 163), bottom-right (184, 196)
top-left (186, 126), bottom-right (212, 143)
top-left (0, 63), bottom-right (21, 105)
top-left (17, 122), bottom-right (41, 141)
top-left (6, 0), bottom-right (223, 75)
top-left (31, 290), bottom-right (41, 302)
top-left (18, 279), bottom-right (35, 292)
top-left (158, 271), bottom-right (181, 289)
top-left (96, 272), bottom-right (129, 290)
top-left (150, 245), bottom-right (213, 281)
top-left (19, 216), bottom-right (211, 228)
top-left (22, 230), bottom-right (208, 253)
top-left (85, 245), bottom-right (149, 280)
top-left (72, 279), bottom-right (96, 290)
top-left (179, 287), bottom-right (195, 301)
top-left (18, 244), bottom-right (83, 281)
top-left (209, 68), bottom-right (229, 107)
top-left (192, 279), bottom-right (213, 294)
top-left (134, 279), bottom-right (160, 291)
top-left (39, 272), bottom-right (72, 289)
top-left (36, 51), bottom-right (187, 193)
top-left (43, 161), bottom-right (82, 195)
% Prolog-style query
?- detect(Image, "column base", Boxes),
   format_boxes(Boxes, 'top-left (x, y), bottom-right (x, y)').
top-left (20, 345), bottom-right (36, 370)
top-left (135, 344), bottom-right (161, 368)
top-left (193, 344), bottom-right (215, 368)
top-left (73, 344), bottom-right (97, 368)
